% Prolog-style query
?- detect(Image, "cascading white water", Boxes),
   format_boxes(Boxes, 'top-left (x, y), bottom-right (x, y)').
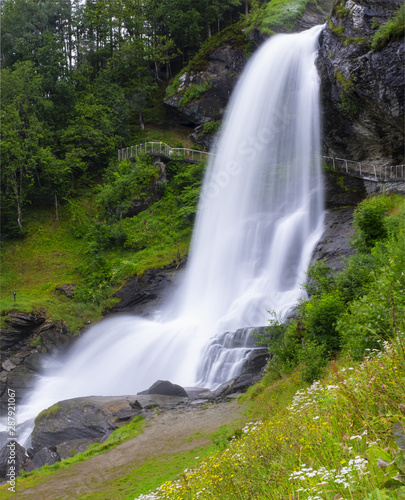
top-left (8, 25), bottom-right (325, 442)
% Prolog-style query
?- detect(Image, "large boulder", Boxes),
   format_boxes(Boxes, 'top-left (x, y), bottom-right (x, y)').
top-left (138, 380), bottom-right (189, 398)
top-left (317, 0), bottom-right (404, 166)
top-left (0, 441), bottom-right (28, 480)
top-left (30, 396), bottom-right (137, 454)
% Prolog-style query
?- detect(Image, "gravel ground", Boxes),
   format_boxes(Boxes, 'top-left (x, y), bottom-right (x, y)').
top-left (12, 398), bottom-right (246, 499)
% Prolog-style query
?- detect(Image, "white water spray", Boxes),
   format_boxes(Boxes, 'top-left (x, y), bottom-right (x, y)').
top-left (11, 25), bottom-right (325, 439)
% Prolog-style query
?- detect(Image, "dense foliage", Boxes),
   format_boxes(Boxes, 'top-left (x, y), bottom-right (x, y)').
top-left (71, 155), bottom-right (206, 304)
top-left (256, 194), bottom-right (405, 383)
top-left (0, 0), bottom-right (247, 235)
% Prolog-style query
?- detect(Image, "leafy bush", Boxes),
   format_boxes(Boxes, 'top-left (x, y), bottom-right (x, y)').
top-left (96, 157), bottom-right (160, 221)
top-left (202, 121), bottom-right (221, 135)
top-left (298, 338), bottom-right (328, 383)
top-left (301, 291), bottom-right (345, 353)
top-left (261, 195), bottom-right (405, 382)
top-left (351, 196), bottom-right (390, 251)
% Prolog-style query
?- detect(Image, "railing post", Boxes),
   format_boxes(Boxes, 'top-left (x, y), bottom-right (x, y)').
top-left (358, 162), bottom-right (361, 176)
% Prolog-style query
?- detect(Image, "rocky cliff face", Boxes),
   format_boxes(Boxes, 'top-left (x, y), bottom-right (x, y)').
top-left (164, 35), bottom-right (250, 150)
top-left (317, 0), bottom-right (404, 165)
top-left (0, 313), bottom-right (74, 412)
top-left (164, 2), bottom-right (333, 148)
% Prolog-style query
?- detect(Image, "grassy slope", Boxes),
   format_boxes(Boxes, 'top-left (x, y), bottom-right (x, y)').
top-left (2, 348), bottom-right (404, 499)
top-left (0, 202), bottom-right (100, 331)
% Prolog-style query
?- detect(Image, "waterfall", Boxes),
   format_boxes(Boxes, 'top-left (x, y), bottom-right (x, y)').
top-left (10, 25), bottom-right (325, 441)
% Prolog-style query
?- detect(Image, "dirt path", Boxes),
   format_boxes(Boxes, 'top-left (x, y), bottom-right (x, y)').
top-left (13, 399), bottom-right (246, 499)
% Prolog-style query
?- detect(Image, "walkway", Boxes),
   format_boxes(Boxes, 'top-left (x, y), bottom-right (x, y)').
top-left (118, 142), bottom-right (404, 182)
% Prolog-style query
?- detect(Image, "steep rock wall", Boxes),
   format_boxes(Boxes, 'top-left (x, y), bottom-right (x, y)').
top-left (317, 0), bottom-right (404, 165)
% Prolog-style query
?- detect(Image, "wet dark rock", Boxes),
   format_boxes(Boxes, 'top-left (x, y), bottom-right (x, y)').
top-left (0, 441), bottom-right (28, 479)
top-left (323, 169), bottom-right (368, 208)
top-left (212, 373), bottom-right (262, 400)
top-left (317, 0), bottom-right (404, 166)
top-left (239, 349), bottom-right (269, 376)
top-left (24, 447), bottom-right (60, 473)
top-left (0, 329), bottom-right (30, 351)
top-left (313, 207), bottom-right (356, 272)
top-left (23, 352), bottom-right (44, 373)
top-left (0, 317), bottom-right (74, 412)
top-left (129, 400), bottom-right (143, 410)
top-left (105, 266), bottom-right (183, 317)
top-left (138, 380), bottom-right (189, 398)
top-left (164, 44), bottom-right (248, 129)
top-left (5, 312), bottom-right (45, 330)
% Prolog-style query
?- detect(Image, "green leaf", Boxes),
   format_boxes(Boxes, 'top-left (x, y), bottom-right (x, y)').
top-left (393, 422), bottom-right (405, 450)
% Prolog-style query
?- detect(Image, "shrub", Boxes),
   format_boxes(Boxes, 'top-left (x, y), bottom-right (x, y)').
top-left (301, 291), bottom-right (346, 353)
top-left (351, 196), bottom-right (389, 251)
top-left (298, 338), bottom-right (328, 383)
top-left (202, 121), bottom-right (221, 135)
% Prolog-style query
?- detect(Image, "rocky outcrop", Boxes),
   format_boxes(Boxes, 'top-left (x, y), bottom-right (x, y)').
top-left (164, 3), bottom-right (334, 147)
top-left (0, 313), bottom-right (74, 411)
top-left (164, 42), bottom-right (248, 148)
top-left (105, 265), bottom-right (184, 317)
top-left (30, 397), bottom-right (131, 454)
top-left (317, 0), bottom-right (404, 165)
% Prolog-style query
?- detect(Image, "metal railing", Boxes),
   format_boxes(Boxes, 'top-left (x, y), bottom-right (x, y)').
top-left (117, 145), bottom-right (404, 182)
top-left (323, 156), bottom-right (405, 182)
top-left (118, 142), bottom-right (213, 163)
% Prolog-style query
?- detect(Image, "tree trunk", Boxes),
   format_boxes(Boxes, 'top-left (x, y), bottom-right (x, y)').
top-left (139, 110), bottom-right (145, 130)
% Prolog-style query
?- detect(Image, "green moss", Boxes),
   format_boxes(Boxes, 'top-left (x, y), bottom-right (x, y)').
top-left (166, 23), bottom-right (249, 102)
top-left (328, 18), bottom-right (345, 35)
top-left (339, 90), bottom-right (361, 115)
top-left (29, 337), bottom-right (42, 347)
top-left (343, 37), bottom-right (367, 45)
top-left (333, 0), bottom-right (349, 19)
top-left (371, 5), bottom-right (405, 51)
top-left (335, 70), bottom-right (354, 91)
top-left (35, 404), bottom-right (62, 424)
top-left (336, 175), bottom-right (349, 192)
top-left (187, 22), bottom-right (250, 74)
top-left (179, 81), bottom-right (213, 107)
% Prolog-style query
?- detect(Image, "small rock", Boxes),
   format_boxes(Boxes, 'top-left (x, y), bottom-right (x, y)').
top-left (129, 400), bottom-right (142, 410)
top-left (55, 284), bottom-right (76, 299)
top-left (1, 359), bottom-right (16, 372)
